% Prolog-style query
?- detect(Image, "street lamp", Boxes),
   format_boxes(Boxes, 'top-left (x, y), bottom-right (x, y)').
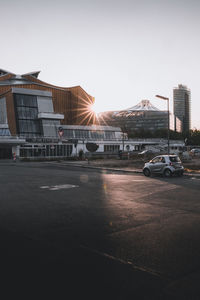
top-left (155, 95), bottom-right (170, 154)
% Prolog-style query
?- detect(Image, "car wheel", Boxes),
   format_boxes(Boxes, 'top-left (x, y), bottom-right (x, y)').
top-left (164, 169), bottom-right (172, 178)
top-left (143, 168), bottom-right (151, 177)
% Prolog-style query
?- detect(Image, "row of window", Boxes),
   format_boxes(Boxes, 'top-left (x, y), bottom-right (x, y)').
top-left (63, 129), bottom-right (116, 140)
top-left (104, 145), bottom-right (120, 152)
top-left (14, 94), bottom-right (42, 137)
top-left (18, 120), bottom-right (41, 134)
top-left (0, 129), bottom-right (11, 136)
top-left (15, 94), bottom-right (38, 108)
top-left (20, 144), bottom-right (73, 158)
top-left (19, 143), bottom-right (122, 157)
top-left (17, 106), bottom-right (38, 119)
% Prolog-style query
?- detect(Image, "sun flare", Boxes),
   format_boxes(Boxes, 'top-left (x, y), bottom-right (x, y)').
top-left (90, 102), bottom-right (102, 115)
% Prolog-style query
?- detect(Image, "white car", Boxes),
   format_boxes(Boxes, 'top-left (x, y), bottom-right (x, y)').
top-left (190, 149), bottom-right (200, 156)
top-left (143, 155), bottom-right (184, 177)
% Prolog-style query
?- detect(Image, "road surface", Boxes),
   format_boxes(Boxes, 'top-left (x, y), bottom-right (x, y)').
top-left (0, 161), bottom-right (200, 299)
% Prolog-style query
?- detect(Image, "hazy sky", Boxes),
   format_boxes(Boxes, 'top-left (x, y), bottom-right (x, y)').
top-left (1, 0), bottom-right (200, 128)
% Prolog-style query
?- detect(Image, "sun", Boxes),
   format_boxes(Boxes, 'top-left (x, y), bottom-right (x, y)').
top-left (90, 101), bottom-right (102, 115)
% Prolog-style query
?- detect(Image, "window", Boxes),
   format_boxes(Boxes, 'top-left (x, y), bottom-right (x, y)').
top-left (16, 94), bottom-right (38, 107)
top-left (0, 129), bottom-right (11, 136)
top-left (64, 129), bottom-right (74, 138)
top-left (151, 157), bottom-right (161, 163)
top-left (74, 130), bottom-right (89, 139)
top-left (169, 156), bottom-right (180, 163)
top-left (104, 145), bottom-right (120, 152)
top-left (90, 131), bottom-right (104, 140)
top-left (20, 144), bottom-right (73, 158)
top-left (14, 94), bottom-right (41, 137)
top-left (105, 131), bottom-right (115, 140)
top-left (161, 157), bottom-right (165, 163)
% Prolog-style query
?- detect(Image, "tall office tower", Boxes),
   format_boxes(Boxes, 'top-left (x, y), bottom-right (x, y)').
top-left (173, 84), bottom-right (191, 132)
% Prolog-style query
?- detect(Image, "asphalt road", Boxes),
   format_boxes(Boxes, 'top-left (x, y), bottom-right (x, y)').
top-left (0, 161), bottom-right (200, 299)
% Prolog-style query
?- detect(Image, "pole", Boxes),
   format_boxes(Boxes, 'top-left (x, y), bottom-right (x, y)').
top-left (123, 132), bottom-right (124, 152)
top-left (167, 98), bottom-right (170, 154)
top-left (155, 95), bottom-right (170, 155)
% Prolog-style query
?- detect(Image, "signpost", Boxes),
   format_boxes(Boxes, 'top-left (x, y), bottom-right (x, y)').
top-left (58, 127), bottom-right (64, 145)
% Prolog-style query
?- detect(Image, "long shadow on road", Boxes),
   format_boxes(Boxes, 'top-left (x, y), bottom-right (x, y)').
top-left (1, 162), bottom-right (200, 299)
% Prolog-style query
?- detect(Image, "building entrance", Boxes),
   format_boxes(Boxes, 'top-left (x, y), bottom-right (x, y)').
top-left (0, 147), bottom-right (12, 159)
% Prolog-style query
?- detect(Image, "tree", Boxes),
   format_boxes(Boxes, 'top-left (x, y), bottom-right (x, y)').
top-left (187, 129), bottom-right (200, 145)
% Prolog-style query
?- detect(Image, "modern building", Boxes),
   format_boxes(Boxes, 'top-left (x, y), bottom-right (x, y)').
top-left (0, 68), bottom-right (96, 128)
top-left (173, 84), bottom-right (191, 132)
top-left (98, 100), bottom-right (182, 133)
top-left (0, 69), bottom-right (185, 159)
top-left (0, 68), bottom-right (135, 160)
top-left (0, 68), bottom-right (97, 159)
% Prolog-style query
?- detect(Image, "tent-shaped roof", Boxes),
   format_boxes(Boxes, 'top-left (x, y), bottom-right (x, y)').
top-left (22, 71), bottom-right (41, 78)
top-left (126, 100), bottom-right (160, 112)
top-left (0, 68), bottom-right (15, 77)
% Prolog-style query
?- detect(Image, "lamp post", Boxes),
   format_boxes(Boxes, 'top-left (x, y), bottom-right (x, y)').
top-left (155, 95), bottom-right (170, 154)
top-left (122, 131), bottom-right (125, 152)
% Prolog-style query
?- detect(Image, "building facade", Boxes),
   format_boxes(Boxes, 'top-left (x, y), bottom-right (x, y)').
top-left (173, 84), bottom-right (191, 132)
top-left (0, 69), bottom-right (185, 159)
top-left (98, 100), bottom-right (182, 133)
top-left (0, 69), bottom-right (133, 160)
top-left (0, 68), bottom-right (97, 159)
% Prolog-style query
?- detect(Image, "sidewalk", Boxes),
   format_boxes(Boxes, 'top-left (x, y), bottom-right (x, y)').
top-left (53, 159), bottom-right (200, 178)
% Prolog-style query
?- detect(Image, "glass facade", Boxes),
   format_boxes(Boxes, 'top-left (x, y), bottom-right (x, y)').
top-left (14, 94), bottom-right (41, 137)
top-left (20, 144), bottom-right (73, 158)
top-left (90, 130), bottom-right (104, 140)
top-left (74, 129), bottom-right (90, 139)
top-left (173, 85), bottom-right (191, 132)
top-left (105, 131), bottom-right (115, 140)
top-left (63, 128), bottom-right (117, 140)
top-left (104, 145), bottom-right (120, 152)
top-left (0, 128), bottom-right (11, 136)
top-left (98, 102), bottom-right (170, 133)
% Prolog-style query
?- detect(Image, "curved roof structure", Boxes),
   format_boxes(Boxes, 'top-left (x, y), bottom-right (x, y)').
top-left (0, 69), bottom-right (94, 101)
top-left (126, 100), bottom-right (160, 112)
top-left (111, 100), bottom-right (161, 118)
top-left (0, 68), bottom-right (96, 127)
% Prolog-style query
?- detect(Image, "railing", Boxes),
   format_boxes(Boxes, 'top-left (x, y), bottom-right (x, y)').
top-left (0, 135), bottom-right (24, 140)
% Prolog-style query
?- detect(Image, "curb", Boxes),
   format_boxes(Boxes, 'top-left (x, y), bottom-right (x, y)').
top-left (56, 162), bottom-right (143, 174)
top-left (50, 161), bottom-right (200, 178)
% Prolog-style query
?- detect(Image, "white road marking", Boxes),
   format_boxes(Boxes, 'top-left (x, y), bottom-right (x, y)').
top-left (80, 245), bottom-right (162, 277)
top-left (40, 184), bottom-right (79, 191)
top-left (131, 179), bottom-right (148, 182)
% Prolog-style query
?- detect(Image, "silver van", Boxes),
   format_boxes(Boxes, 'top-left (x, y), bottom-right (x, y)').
top-left (143, 155), bottom-right (184, 177)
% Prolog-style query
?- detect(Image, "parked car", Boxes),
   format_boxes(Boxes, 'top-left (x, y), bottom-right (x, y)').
top-left (143, 155), bottom-right (184, 177)
top-left (190, 148), bottom-right (200, 156)
top-left (138, 150), bottom-right (153, 155)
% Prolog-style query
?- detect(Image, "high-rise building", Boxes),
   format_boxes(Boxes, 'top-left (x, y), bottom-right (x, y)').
top-left (173, 84), bottom-right (191, 132)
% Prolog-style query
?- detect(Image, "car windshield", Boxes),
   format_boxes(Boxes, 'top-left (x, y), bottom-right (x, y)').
top-left (169, 156), bottom-right (180, 163)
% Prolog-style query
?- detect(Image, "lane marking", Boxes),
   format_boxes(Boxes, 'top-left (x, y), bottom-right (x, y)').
top-left (80, 245), bottom-right (163, 278)
top-left (40, 184), bottom-right (79, 191)
top-left (131, 179), bottom-right (148, 182)
top-left (190, 177), bottom-right (200, 180)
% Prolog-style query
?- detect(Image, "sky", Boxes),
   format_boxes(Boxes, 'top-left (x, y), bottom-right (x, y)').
top-left (0, 0), bottom-right (200, 129)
